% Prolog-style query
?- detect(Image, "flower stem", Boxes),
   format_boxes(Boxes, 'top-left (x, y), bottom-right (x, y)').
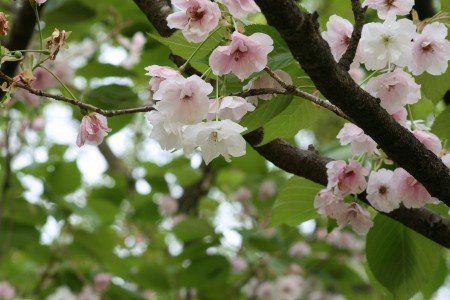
top-left (178, 26), bottom-right (223, 73)
top-left (31, 2), bottom-right (44, 63)
top-left (39, 64), bottom-right (78, 100)
top-left (215, 77), bottom-right (220, 121)
top-left (407, 104), bottom-right (416, 130)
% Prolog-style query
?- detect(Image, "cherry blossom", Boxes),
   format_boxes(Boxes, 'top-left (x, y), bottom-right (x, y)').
top-left (326, 160), bottom-right (369, 196)
top-left (76, 114), bottom-right (111, 147)
top-left (314, 188), bottom-right (344, 217)
top-left (146, 111), bottom-right (184, 151)
top-left (366, 169), bottom-right (400, 212)
top-left (144, 65), bottom-right (181, 92)
top-left (322, 15), bottom-right (354, 61)
top-left (154, 75), bottom-right (213, 124)
top-left (167, 0), bottom-right (221, 43)
top-left (47, 287), bottom-right (77, 300)
top-left (337, 123), bottom-right (379, 156)
top-left (0, 282), bottom-right (15, 300)
top-left (358, 13), bottom-right (415, 70)
top-left (209, 31), bottom-right (273, 81)
top-left (410, 22), bottom-right (450, 75)
top-left (0, 12), bottom-right (8, 36)
top-left (158, 195), bottom-right (179, 215)
top-left (364, 69), bottom-right (421, 114)
top-left (78, 286), bottom-right (100, 300)
top-left (391, 107), bottom-right (408, 126)
top-left (117, 32), bottom-right (147, 69)
top-left (256, 282), bottom-right (275, 300)
top-left (183, 119), bottom-right (247, 164)
top-left (362, 0), bottom-right (414, 19)
top-left (230, 256), bottom-right (248, 273)
top-left (234, 186), bottom-right (251, 202)
top-left (95, 273), bottom-right (112, 292)
top-left (412, 130), bottom-right (442, 156)
top-left (335, 202), bottom-right (373, 235)
top-left (207, 96), bottom-right (255, 121)
top-left (274, 275), bottom-right (304, 300)
top-left (243, 69), bottom-right (292, 104)
top-left (35, 0), bottom-right (47, 4)
top-left (392, 168), bottom-right (438, 208)
top-left (218, 0), bottom-right (260, 19)
top-left (289, 241), bottom-right (311, 257)
top-left (258, 179), bottom-right (277, 200)
top-left (46, 28), bottom-right (71, 60)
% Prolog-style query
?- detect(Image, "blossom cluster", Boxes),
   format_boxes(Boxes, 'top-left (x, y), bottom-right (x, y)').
top-left (317, 3), bottom-right (450, 234)
top-left (143, 0), bottom-right (284, 164)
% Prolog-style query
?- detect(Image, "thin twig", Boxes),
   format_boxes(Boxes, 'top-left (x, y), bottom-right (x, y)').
top-left (0, 71), bottom-right (155, 117)
top-left (338, 0), bottom-right (366, 71)
top-left (263, 67), bottom-right (352, 121)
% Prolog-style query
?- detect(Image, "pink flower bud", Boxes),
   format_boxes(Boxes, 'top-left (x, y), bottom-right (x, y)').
top-left (76, 113), bottom-right (111, 147)
top-left (158, 195), bottom-right (179, 215)
top-left (95, 273), bottom-right (112, 292)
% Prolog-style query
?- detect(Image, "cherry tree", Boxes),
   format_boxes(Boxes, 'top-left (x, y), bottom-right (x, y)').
top-left (0, 0), bottom-right (449, 299)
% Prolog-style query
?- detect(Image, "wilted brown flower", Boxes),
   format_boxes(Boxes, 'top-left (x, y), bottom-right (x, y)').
top-left (0, 12), bottom-right (9, 36)
top-left (46, 28), bottom-right (71, 60)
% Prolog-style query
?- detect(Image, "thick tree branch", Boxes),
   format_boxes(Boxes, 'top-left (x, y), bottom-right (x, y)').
top-left (244, 129), bottom-right (450, 249)
top-left (338, 0), bottom-right (366, 70)
top-left (132, 0), bottom-right (174, 38)
top-left (254, 0), bottom-right (450, 208)
top-left (134, 0), bottom-right (450, 247)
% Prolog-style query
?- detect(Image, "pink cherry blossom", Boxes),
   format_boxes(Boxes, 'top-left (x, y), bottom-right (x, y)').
top-left (145, 65), bottom-right (181, 92)
top-left (146, 111), bottom-right (184, 151)
top-left (392, 168), bottom-right (438, 208)
top-left (35, 0), bottom-right (47, 5)
top-left (183, 119), bottom-right (247, 164)
top-left (230, 256), bottom-right (248, 273)
top-left (159, 195), bottom-right (179, 215)
top-left (274, 275), bottom-right (304, 299)
top-left (256, 282), bottom-right (275, 300)
top-left (326, 160), bottom-right (369, 196)
top-left (391, 107), bottom-right (408, 126)
top-left (167, 0), bottom-right (221, 43)
top-left (365, 69), bottom-right (421, 114)
top-left (117, 32), bottom-right (147, 69)
top-left (289, 241), bottom-right (311, 257)
top-left (337, 123), bottom-right (379, 156)
top-left (335, 202), bottom-right (373, 235)
top-left (258, 180), bottom-right (277, 200)
top-left (76, 114), bottom-right (111, 147)
top-left (410, 22), bottom-right (450, 75)
top-left (78, 286), bottom-right (100, 300)
top-left (314, 188), bottom-right (344, 217)
top-left (442, 153), bottom-right (450, 168)
top-left (95, 273), bottom-right (112, 292)
top-left (209, 31), bottom-right (273, 81)
top-left (411, 130), bottom-right (442, 156)
top-left (359, 13), bottom-right (416, 70)
top-left (0, 282), bottom-right (15, 300)
top-left (243, 69), bottom-right (292, 104)
top-left (362, 0), bottom-right (414, 19)
top-left (348, 62), bottom-right (365, 83)
top-left (366, 169), bottom-right (400, 212)
top-left (322, 15), bottom-right (354, 61)
top-left (218, 0), bottom-right (260, 18)
top-left (207, 96), bottom-right (255, 121)
top-left (234, 186), bottom-right (251, 202)
top-left (154, 75), bottom-right (213, 124)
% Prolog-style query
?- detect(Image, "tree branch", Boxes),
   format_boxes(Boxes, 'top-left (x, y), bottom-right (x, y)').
top-left (0, 71), bottom-right (155, 117)
top-left (254, 0), bottom-right (450, 208)
top-left (338, 0), bottom-right (366, 70)
top-left (244, 129), bottom-right (450, 249)
top-left (132, 0), bottom-right (174, 38)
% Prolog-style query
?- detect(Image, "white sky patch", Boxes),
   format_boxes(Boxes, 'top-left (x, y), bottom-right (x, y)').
top-left (44, 103), bottom-right (79, 145)
top-left (40, 216), bottom-right (64, 245)
top-left (295, 129), bottom-right (316, 149)
top-left (107, 128), bottom-right (133, 157)
top-left (21, 174), bottom-right (44, 204)
top-left (297, 220), bottom-right (316, 235)
top-left (99, 44), bottom-right (128, 66)
top-left (76, 147), bottom-right (108, 183)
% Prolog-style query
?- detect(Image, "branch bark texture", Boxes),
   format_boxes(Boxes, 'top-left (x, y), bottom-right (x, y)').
top-left (254, 0), bottom-right (450, 207)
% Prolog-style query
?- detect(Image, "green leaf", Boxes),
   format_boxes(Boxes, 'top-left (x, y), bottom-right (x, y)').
top-left (77, 63), bottom-right (136, 78)
top-left (172, 218), bottom-right (216, 242)
top-left (415, 68), bottom-right (450, 103)
top-left (366, 214), bottom-right (441, 300)
top-left (148, 28), bottom-right (225, 72)
top-left (270, 176), bottom-right (322, 226)
top-left (240, 95), bottom-right (293, 132)
top-left (177, 255), bottom-right (230, 288)
top-left (261, 98), bottom-right (318, 145)
top-left (431, 105), bottom-right (450, 141)
top-left (47, 161), bottom-right (81, 196)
